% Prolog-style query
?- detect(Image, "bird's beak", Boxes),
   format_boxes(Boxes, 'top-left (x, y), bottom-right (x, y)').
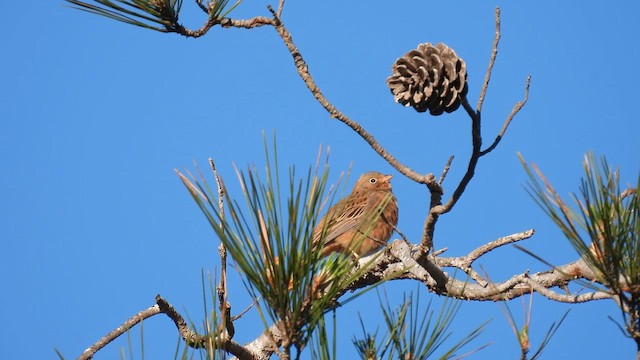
top-left (383, 174), bottom-right (393, 182)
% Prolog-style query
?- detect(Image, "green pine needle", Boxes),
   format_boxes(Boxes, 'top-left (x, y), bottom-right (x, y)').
top-left (65, 0), bottom-right (238, 33)
top-left (66, 0), bottom-right (181, 32)
top-left (520, 152), bottom-right (639, 291)
top-left (178, 136), bottom-right (397, 351)
top-left (520, 151), bottom-right (639, 341)
top-left (352, 287), bottom-right (488, 360)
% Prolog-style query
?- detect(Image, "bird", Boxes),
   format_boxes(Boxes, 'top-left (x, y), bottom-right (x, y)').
top-left (312, 171), bottom-right (399, 258)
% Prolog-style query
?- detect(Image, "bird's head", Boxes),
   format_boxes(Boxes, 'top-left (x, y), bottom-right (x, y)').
top-left (353, 171), bottom-right (394, 192)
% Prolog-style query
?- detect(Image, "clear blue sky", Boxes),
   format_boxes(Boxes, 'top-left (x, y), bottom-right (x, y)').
top-left (2, 1), bottom-right (639, 359)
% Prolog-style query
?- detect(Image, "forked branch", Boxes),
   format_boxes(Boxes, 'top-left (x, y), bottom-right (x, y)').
top-left (77, 295), bottom-right (253, 360)
top-left (419, 7), bottom-right (529, 252)
top-left (234, 232), bottom-right (612, 358)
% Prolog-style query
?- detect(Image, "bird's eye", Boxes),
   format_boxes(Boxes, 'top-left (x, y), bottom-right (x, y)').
top-left (369, 178), bottom-right (377, 184)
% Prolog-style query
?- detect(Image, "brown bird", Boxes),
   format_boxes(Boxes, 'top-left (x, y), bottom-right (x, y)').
top-left (312, 171), bottom-right (399, 258)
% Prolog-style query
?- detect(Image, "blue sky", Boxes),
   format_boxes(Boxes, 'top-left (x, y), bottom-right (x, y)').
top-left (2, 1), bottom-right (639, 359)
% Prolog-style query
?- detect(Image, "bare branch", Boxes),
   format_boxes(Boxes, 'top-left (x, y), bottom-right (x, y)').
top-left (211, 159), bottom-right (227, 301)
top-left (432, 247), bottom-right (448, 256)
top-left (77, 304), bottom-right (161, 360)
top-left (421, 96), bottom-right (481, 253)
top-left (265, 6), bottom-right (436, 187)
top-left (440, 262), bottom-right (611, 302)
top-left (79, 295), bottom-right (256, 360)
top-left (219, 16), bottom-right (274, 29)
top-left (241, 322), bottom-right (287, 360)
top-left (156, 295), bottom-right (256, 359)
top-left (195, 0), bottom-right (207, 13)
top-left (462, 94), bottom-right (480, 121)
top-left (177, 15), bottom-right (275, 37)
top-left (420, 157), bottom-right (455, 252)
top-left (420, 208), bottom-right (440, 253)
top-left (480, 75), bottom-right (531, 156)
top-left (174, 14), bottom-right (218, 38)
top-left (523, 277), bottom-right (611, 303)
top-left (177, 14), bottom-right (274, 37)
top-left (620, 186), bottom-right (636, 200)
top-left (432, 230), bottom-right (535, 287)
top-left (439, 155), bottom-right (455, 185)
top-left (155, 295), bottom-right (209, 347)
top-left (401, 234), bottom-right (610, 302)
top-left (467, 229), bottom-right (535, 262)
top-left (422, 60), bottom-right (529, 250)
top-left (277, 0), bottom-right (285, 17)
top-left (210, 158), bottom-right (225, 220)
top-left (446, 97), bottom-right (483, 209)
top-left (210, 157), bottom-right (235, 340)
top-left (348, 236), bottom-right (611, 304)
top-left (389, 240), bottom-right (446, 288)
top-left (477, 7), bottom-right (501, 113)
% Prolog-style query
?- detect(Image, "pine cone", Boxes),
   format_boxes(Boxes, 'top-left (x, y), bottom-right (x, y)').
top-left (387, 42), bottom-right (468, 115)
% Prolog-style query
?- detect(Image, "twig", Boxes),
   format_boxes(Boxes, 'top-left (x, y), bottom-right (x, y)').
top-left (156, 295), bottom-right (255, 359)
top-left (230, 298), bottom-right (259, 321)
top-left (422, 96), bottom-right (481, 250)
top-left (77, 304), bottom-right (161, 360)
top-left (420, 209), bottom-right (439, 253)
top-left (462, 94), bottom-right (480, 121)
top-left (277, 0), bottom-right (285, 17)
top-left (391, 224), bottom-right (410, 243)
top-left (219, 16), bottom-right (274, 29)
top-left (195, 0), bottom-right (207, 13)
top-left (78, 296), bottom-right (255, 360)
top-left (434, 230), bottom-right (535, 287)
top-left (265, 5), bottom-right (436, 187)
top-left (210, 158), bottom-right (225, 222)
top-left (420, 157), bottom-right (456, 253)
top-left (467, 229), bottom-right (535, 262)
top-left (439, 155), bottom-right (455, 185)
top-left (156, 295), bottom-right (209, 348)
top-left (433, 230), bottom-right (534, 270)
top-left (443, 97), bottom-right (481, 213)
top-left (211, 159), bottom-right (227, 303)
top-left (174, 12), bottom-right (219, 38)
top-left (176, 3), bottom-right (275, 36)
top-left (620, 186), bottom-right (636, 200)
top-left (419, 8), bottom-right (510, 251)
top-left (432, 247), bottom-right (448, 256)
top-left (179, 15), bottom-right (275, 38)
top-left (217, 242), bottom-right (234, 335)
top-left (477, 7), bottom-right (501, 113)
top-left (523, 277), bottom-right (611, 303)
top-left (480, 76), bottom-right (531, 156)
top-left (210, 158), bottom-right (235, 339)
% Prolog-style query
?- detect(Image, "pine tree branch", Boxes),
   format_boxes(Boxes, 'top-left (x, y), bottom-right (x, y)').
top-left (78, 226), bottom-right (614, 360)
top-left (477, 7), bottom-right (501, 113)
top-left (77, 303), bottom-right (161, 360)
top-left (266, 5), bottom-right (437, 188)
top-left (228, 233), bottom-right (613, 358)
top-left (78, 295), bottom-right (255, 360)
top-left (480, 75), bottom-right (531, 156)
top-left (419, 8), bottom-right (528, 253)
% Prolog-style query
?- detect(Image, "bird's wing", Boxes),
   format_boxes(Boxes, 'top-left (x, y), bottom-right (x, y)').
top-left (315, 192), bottom-right (384, 246)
